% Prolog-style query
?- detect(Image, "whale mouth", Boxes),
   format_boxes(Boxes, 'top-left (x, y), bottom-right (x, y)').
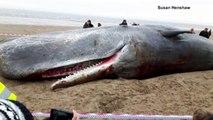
top-left (41, 45), bottom-right (125, 80)
top-left (47, 49), bottom-right (122, 90)
top-left (39, 43), bottom-right (124, 90)
top-left (41, 59), bottom-right (104, 79)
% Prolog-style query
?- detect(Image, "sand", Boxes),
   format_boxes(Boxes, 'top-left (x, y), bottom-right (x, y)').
top-left (0, 24), bottom-right (212, 120)
top-left (0, 24), bottom-right (79, 40)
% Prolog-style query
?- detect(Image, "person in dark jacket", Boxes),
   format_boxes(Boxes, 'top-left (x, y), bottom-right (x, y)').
top-left (83, 20), bottom-right (94, 28)
top-left (199, 28), bottom-right (211, 39)
top-left (97, 23), bottom-right (102, 27)
top-left (119, 19), bottom-right (128, 26)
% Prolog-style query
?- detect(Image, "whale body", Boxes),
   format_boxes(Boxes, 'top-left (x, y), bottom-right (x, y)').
top-left (0, 25), bottom-right (212, 90)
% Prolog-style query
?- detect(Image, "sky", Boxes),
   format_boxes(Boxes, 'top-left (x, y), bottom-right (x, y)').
top-left (0, 0), bottom-right (213, 26)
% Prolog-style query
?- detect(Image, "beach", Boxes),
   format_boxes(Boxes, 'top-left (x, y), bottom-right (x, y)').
top-left (0, 24), bottom-right (213, 120)
top-left (0, 24), bottom-right (79, 37)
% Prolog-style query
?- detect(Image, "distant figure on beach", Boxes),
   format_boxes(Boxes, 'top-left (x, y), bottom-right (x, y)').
top-left (132, 22), bottom-right (139, 26)
top-left (119, 19), bottom-right (128, 26)
top-left (97, 23), bottom-right (102, 27)
top-left (190, 28), bottom-right (196, 34)
top-left (192, 109), bottom-right (212, 120)
top-left (83, 20), bottom-right (94, 28)
top-left (199, 28), bottom-right (211, 39)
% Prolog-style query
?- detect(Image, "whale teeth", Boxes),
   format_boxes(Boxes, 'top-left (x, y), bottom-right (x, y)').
top-left (62, 62), bottom-right (98, 79)
top-left (43, 59), bottom-right (104, 80)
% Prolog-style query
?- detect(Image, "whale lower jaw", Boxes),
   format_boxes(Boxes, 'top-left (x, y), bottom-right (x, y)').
top-left (50, 50), bottom-right (121, 90)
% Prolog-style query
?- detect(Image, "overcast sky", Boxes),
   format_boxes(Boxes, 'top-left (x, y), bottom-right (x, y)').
top-left (0, 0), bottom-right (212, 25)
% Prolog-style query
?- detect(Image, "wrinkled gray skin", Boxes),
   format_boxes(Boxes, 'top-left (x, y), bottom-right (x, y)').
top-left (0, 25), bottom-right (213, 86)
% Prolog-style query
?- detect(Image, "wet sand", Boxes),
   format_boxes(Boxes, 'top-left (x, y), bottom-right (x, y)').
top-left (0, 24), bottom-right (212, 120)
top-left (0, 24), bottom-right (79, 40)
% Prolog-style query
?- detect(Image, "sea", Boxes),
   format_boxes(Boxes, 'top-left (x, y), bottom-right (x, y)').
top-left (0, 8), bottom-right (212, 30)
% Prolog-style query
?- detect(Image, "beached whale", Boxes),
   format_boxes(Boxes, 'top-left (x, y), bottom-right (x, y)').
top-left (0, 25), bottom-right (212, 90)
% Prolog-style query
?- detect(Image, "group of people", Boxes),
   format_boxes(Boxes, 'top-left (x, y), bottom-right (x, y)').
top-left (83, 19), bottom-right (139, 29)
top-left (83, 20), bottom-right (211, 40)
top-left (83, 20), bottom-right (101, 28)
top-left (0, 98), bottom-right (212, 120)
top-left (119, 19), bottom-right (139, 26)
top-left (191, 28), bottom-right (211, 39)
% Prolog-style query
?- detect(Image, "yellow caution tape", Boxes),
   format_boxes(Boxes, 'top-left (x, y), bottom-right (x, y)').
top-left (0, 82), bottom-right (17, 100)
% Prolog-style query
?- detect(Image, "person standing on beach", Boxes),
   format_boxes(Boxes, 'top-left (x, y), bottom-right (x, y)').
top-left (83, 20), bottom-right (94, 28)
top-left (190, 28), bottom-right (196, 34)
top-left (119, 19), bottom-right (128, 26)
top-left (97, 23), bottom-right (102, 27)
top-left (199, 28), bottom-right (211, 39)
